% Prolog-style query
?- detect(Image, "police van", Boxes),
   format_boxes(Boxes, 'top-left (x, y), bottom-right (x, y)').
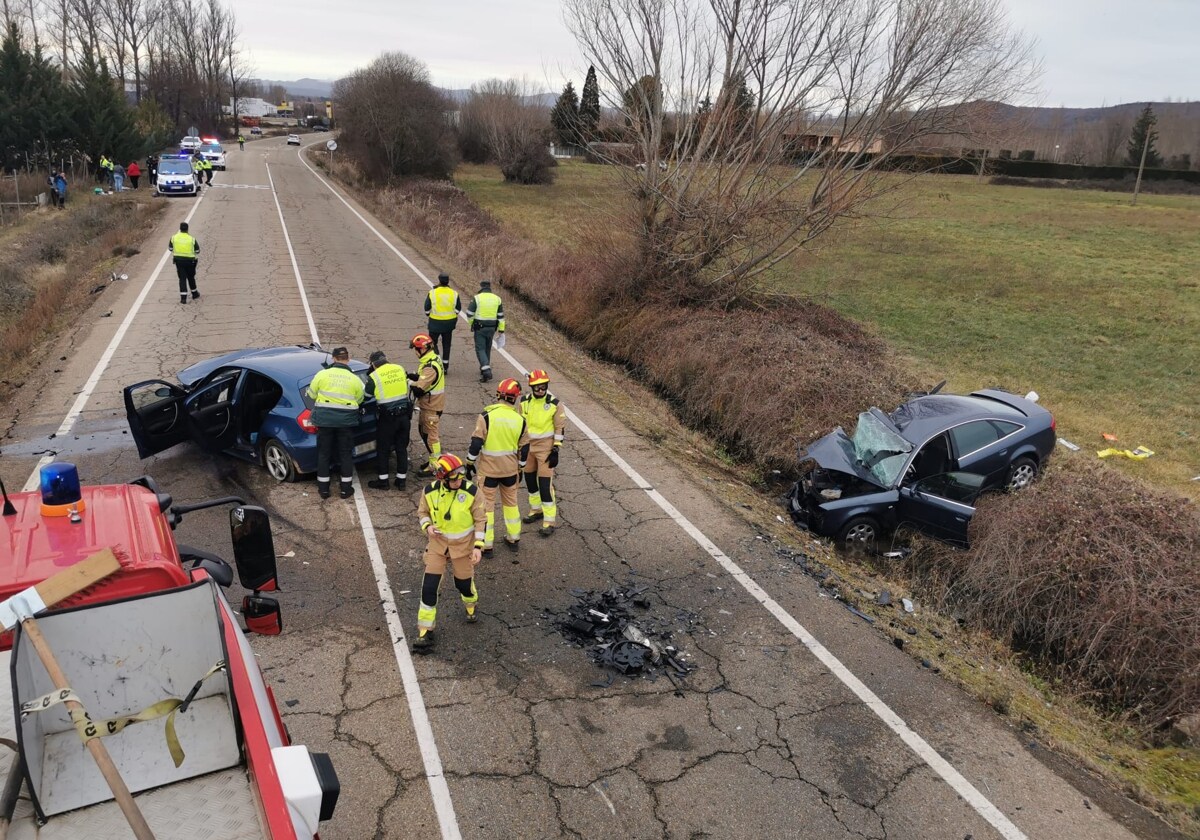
top-left (156, 153), bottom-right (199, 196)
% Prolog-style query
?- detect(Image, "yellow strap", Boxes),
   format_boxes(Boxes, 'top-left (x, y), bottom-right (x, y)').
top-left (21, 661), bottom-right (228, 768)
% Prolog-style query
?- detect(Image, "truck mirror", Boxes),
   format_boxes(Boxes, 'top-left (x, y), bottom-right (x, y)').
top-left (230, 506), bottom-right (279, 592)
top-left (243, 595), bottom-right (282, 635)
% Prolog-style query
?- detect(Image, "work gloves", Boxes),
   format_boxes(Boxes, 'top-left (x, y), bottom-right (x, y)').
top-left (547, 447), bottom-right (559, 469)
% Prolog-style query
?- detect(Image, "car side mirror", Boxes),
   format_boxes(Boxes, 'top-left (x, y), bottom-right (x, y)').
top-left (242, 595), bottom-right (282, 635)
top-left (154, 387), bottom-right (173, 398)
top-left (231, 505), bottom-right (279, 592)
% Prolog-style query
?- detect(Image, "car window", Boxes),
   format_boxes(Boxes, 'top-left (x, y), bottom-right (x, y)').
top-left (850, 409), bottom-right (913, 487)
top-left (200, 144), bottom-right (222, 153)
top-left (159, 159), bottom-right (192, 174)
top-left (950, 419), bottom-right (1023, 455)
top-left (194, 372), bottom-right (239, 408)
top-left (914, 472), bottom-right (984, 505)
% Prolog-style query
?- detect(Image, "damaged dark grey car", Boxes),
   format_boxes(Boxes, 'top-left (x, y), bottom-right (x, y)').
top-left (787, 388), bottom-right (1056, 549)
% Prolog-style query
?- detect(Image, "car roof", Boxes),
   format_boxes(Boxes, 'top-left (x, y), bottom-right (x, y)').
top-left (888, 390), bottom-right (1040, 443)
top-left (179, 345), bottom-right (369, 388)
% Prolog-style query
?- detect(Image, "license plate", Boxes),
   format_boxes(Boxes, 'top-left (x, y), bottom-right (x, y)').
top-left (354, 441), bottom-right (376, 456)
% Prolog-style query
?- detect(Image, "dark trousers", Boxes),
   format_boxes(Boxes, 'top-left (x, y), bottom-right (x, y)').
top-left (429, 325), bottom-right (455, 363)
top-left (205, 170), bottom-right (213, 185)
top-left (175, 258), bottom-right (198, 295)
top-left (317, 427), bottom-right (355, 483)
top-left (375, 407), bottom-right (412, 477)
top-left (473, 326), bottom-right (496, 375)
top-left (130, 175), bottom-right (140, 189)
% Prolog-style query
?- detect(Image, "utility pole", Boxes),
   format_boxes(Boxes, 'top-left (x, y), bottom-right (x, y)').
top-left (1132, 104), bottom-right (1151, 206)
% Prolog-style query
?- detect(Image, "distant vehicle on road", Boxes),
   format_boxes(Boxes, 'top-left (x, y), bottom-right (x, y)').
top-left (311, 124), bottom-right (329, 132)
top-left (286, 134), bottom-right (301, 146)
top-left (180, 136), bottom-right (201, 152)
top-left (154, 154), bottom-right (199, 196)
top-left (123, 344), bottom-right (381, 482)
top-left (250, 126), bottom-right (263, 135)
top-left (199, 141), bottom-right (226, 170)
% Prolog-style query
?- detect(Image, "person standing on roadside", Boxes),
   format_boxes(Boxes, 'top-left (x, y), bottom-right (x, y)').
top-left (466, 378), bottom-right (529, 554)
top-left (238, 134), bottom-right (245, 150)
top-left (306, 346), bottom-right (365, 500)
top-left (365, 349), bottom-right (412, 491)
top-left (411, 454), bottom-right (486, 654)
top-left (112, 161), bottom-right (126, 192)
top-left (425, 272), bottom-right (460, 372)
top-left (519, 369), bottom-right (566, 537)
top-left (407, 334), bottom-right (446, 477)
top-left (168, 222), bottom-right (200, 304)
top-left (466, 279), bottom-right (505, 382)
top-left (127, 160), bottom-right (141, 189)
top-left (200, 155), bottom-right (214, 185)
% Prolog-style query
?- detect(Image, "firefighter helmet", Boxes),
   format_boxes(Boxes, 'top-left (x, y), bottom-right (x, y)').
top-left (410, 333), bottom-right (434, 353)
top-left (434, 454), bottom-right (466, 479)
top-left (527, 369), bottom-right (550, 387)
top-left (496, 378), bottom-right (521, 402)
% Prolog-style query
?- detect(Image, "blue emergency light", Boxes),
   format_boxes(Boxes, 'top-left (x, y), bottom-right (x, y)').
top-left (39, 462), bottom-right (85, 518)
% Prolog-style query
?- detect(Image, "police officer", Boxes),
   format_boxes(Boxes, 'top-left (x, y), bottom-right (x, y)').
top-left (467, 378), bottom-right (530, 553)
top-left (408, 334), bottom-right (446, 477)
top-left (466, 279), bottom-right (505, 382)
top-left (238, 134), bottom-right (245, 150)
top-left (365, 350), bottom-right (412, 490)
top-left (425, 272), bottom-right (461, 372)
top-left (413, 454), bottom-right (487, 653)
top-left (305, 346), bottom-right (365, 499)
top-left (168, 222), bottom-right (200, 304)
top-left (519, 369), bottom-right (566, 536)
top-left (200, 155), bottom-right (214, 185)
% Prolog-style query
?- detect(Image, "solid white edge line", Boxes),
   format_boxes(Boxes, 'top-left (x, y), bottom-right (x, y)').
top-left (296, 150), bottom-right (1028, 840)
top-left (22, 190), bottom-right (207, 492)
top-left (271, 151), bottom-right (463, 840)
top-left (265, 162), bottom-right (320, 344)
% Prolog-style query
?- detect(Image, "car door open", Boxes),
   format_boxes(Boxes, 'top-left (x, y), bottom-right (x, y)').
top-left (896, 471), bottom-right (983, 546)
top-left (124, 379), bottom-right (190, 457)
top-left (184, 372), bottom-right (242, 453)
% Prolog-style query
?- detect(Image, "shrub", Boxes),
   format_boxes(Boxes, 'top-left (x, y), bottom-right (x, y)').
top-left (909, 457), bottom-right (1200, 730)
top-left (500, 138), bottom-right (556, 185)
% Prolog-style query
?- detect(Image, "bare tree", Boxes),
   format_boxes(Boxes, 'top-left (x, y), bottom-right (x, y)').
top-left (564, 0), bottom-right (1041, 302)
top-left (1098, 112), bottom-right (1129, 166)
top-left (461, 78), bottom-right (555, 182)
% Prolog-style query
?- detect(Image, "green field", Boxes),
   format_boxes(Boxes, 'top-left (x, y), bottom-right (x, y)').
top-left (454, 162), bottom-right (1200, 495)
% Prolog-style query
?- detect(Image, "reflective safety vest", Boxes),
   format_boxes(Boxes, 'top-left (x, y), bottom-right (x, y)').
top-left (427, 286), bottom-right (458, 321)
top-left (480, 403), bottom-right (524, 457)
top-left (520, 393), bottom-right (561, 441)
top-left (369, 363), bottom-right (410, 406)
top-left (471, 291), bottom-right (502, 324)
top-left (170, 232), bottom-right (197, 259)
top-left (418, 351), bottom-right (445, 396)
top-left (421, 480), bottom-right (481, 541)
top-left (307, 364), bottom-right (364, 410)
top-left (199, 158), bottom-right (213, 171)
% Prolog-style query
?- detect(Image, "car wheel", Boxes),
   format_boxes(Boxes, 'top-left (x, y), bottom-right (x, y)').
top-left (838, 516), bottom-right (879, 552)
top-left (263, 439), bottom-right (297, 482)
top-left (1005, 456), bottom-right (1038, 492)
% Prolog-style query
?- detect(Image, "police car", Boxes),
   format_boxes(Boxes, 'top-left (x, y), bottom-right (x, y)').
top-left (155, 154), bottom-right (199, 196)
top-left (180, 136), bottom-right (201, 152)
top-left (199, 138), bottom-right (227, 170)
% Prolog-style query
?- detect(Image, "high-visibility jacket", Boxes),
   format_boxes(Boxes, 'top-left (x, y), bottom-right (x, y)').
top-left (414, 351), bottom-right (444, 398)
top-left (468, 291), bottom-right (505, 331)
top-left (426, 286), bottom-right (460, 322)
top-left (369, 363), bottom-right (410, 408)
top-left (307, 364), bottom-right (364, 411)
top-left (170, 232), bottom-right (198, 259)
top-left (520, 392), bottom-right (565, 445)
top-left (419, 479), bottom-right (486, 545)
top-left (468, 402), bottom-right (528, 477)
top-left (199, 158), bottom-right (213, 171)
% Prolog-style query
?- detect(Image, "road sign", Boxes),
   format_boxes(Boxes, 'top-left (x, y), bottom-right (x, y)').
top-left (187, 126), bottom-right (199, 137)
top-left (326, 140), bottom-right (338, 152)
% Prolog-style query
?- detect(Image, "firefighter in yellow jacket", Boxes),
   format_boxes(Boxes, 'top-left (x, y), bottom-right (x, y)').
top-left (519, 369), bottom-right (566, 536)
top-left (466, 378), bottom-right (530, 553)
top-left (407, 333), bottom-right (446, 477)
top-left (413, 454), bottom-right (486, 653)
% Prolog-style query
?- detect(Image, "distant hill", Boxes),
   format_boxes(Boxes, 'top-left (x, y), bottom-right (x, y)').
top-left (438, 88), bottom-right (558, 109)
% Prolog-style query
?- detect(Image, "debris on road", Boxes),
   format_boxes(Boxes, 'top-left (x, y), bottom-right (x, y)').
top-left (1057, 438), bottom-right (1081, 451)
top-left (902, 598), bottom-right (915, 613)
top-left (551, 583), bottom-right (696, 687)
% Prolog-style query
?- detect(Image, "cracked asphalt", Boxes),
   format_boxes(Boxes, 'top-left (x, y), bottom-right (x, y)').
top-left (0, 138), bottom-right (1169, 840)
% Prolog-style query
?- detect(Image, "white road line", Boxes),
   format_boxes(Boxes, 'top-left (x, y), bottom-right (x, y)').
top-left (297, 150), bottom-right (1029, 840)
top-left (265, 163), bottom-right (319, 343)
top-left (22, 194), bottom-right (207, 492)
top-left (267, 160), bottom-right (462, 840)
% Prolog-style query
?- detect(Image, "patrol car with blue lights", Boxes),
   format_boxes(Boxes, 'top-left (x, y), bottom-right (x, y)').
top-left (155, 154), bottom-right (199, 196)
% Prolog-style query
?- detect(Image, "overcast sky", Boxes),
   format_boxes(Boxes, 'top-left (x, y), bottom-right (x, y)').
top-left (236, 0), bottom-right (1198, 108)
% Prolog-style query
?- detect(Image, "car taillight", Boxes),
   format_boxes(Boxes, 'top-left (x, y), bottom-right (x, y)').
top-left (1050, 415), bottom-right (1056, 432)
top-left (297, 409), bottom-right (318, 434)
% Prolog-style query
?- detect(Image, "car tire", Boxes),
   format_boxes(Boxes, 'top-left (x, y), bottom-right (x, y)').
top-left (838, 516), bottom-right (879, 552)
top-left (263, 439), bottom-right (297, 483)
top-left (1005, 456), bottom-right (1038, 492)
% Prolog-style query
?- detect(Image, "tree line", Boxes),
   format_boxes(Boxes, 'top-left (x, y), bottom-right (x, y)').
top-left (0, 0), bottom-right (247, 173)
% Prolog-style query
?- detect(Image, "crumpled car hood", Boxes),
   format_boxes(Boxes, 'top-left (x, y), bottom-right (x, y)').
top-left (799, 429), bottom-right (887, 489)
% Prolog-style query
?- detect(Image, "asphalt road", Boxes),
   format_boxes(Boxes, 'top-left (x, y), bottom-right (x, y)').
top-left (0, 137), bottom-right (1172, 840)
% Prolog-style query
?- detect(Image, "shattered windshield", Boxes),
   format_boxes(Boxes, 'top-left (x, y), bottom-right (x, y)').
top-left (850, 410), bottom-right (913, 486)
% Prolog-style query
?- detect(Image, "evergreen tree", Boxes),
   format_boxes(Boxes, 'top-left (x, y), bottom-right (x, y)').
top-left (549, 81), bottom-right (581, 146)
top-left (1126, 104), bottom-right (1162, 168)
top-left (0, 22), bottom-right (72, 171)
top-left (71, 46), bottom-right (146, 172)
top-left (579, 65), bottom-right (600, 143)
